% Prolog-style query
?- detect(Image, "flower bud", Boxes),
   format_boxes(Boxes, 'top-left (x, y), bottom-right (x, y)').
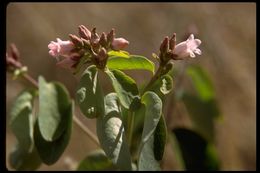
top-left (48, 38), bottom-right (75, 57)
top-left (69, 34), bottom-right (83, 47)
top-left (81, 38), bottom-right (91, 49)
top-left (99, 32), bottom-right (107, 47)
top-left (107, 28), bottom-right (115, 43)
top-left (97, 48), bottom-right (108, 69)
top-left (78, 25), bottom-right (91, 40)
top-left (169, 33), bottom-right (176, 51)
top-left (111, 38), bottom-right (129, 51)
top-left (160, 36), bottom-right (169, 54)
top-left (98, 48), bottom-right (108, 61)
top-left (91, 28), bottom-right (100, 44)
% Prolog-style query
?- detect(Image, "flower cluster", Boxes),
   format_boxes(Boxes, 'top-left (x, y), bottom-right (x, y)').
top-left (159, 33), bottom-right (202, 64)
top-left (48, 25), bottom-right (129, 70)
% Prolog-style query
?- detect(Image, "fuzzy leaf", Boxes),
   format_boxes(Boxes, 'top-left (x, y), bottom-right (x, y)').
top-left (38, 76), bottom-right (71, 141)
top-left (10, 89), bottom-right (36, 152)
top-left (96, 93), bottom-right (132, 171)
top-left (34, 101), bottom-right (73, 165)
top-left (76, 65), bottom-right (104, 118)
top-left (105, 69), bottom-right (140, 110)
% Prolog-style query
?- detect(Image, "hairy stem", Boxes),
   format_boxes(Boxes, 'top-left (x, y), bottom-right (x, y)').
top-left (17, 72), bottom-right (100, 147)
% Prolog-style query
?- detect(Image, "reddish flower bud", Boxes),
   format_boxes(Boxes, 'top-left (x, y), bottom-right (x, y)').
top-left (99, 32), bottom-right (107, 47)
top-left (78, 25), bottom-right (91, 40)
top-left (111, 38), bottom-right (129, 51)
top-left (160, 36), bottom-right (169, 54)
top-left (107, 28), bottom-right (115, 43)
top-left (69, 34), bottom-right (84, 48)
top-left (169, 33), bottom-right (176, 51)
top-left (91, 28), bottom-right (100, 44)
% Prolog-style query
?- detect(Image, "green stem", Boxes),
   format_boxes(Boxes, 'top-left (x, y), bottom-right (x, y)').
top-left (141, 65), bottom-right (164, 95)
top-left (127, 111), bottom-right (135, 148)
top-left (15, 72), bottom-right (101, 147)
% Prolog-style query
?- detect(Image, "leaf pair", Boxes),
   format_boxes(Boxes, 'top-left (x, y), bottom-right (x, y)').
top-left (9, 76), bottom-right (74, 170)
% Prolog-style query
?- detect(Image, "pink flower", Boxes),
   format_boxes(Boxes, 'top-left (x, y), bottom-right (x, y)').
top-left (173, 34), bottom-right (201, 59)
top-left (111, 38), bottom-right (129, 50)
top-left (48, 38), bottom-right (74, 57)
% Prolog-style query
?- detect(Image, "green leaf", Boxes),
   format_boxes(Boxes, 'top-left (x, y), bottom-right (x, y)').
top-left (108, 50), bottom-right (130, 58)
top-left (9, 145), bottom-right (42, 171)
top-left (138, 91), bottom-right (162, 171)
top-left (140, 91), bottom-right (162, 143)
top-left (107, 55), bottom-right (155, 74)
top-left (9, 89), bottom-right (42, 171)
top-left (180, 92), bottom-right (219, 142)
top-left (38, 76), bottom-right (71, 141)
top-left (76, 65), bottom-right (104, 119)
top-left (172, 128), bottom-right (220, 170)
top-left (77, 149), bottom-right (116, 171)
top-left (153, 114), bottom-right (167, 161)
top-left (34, 101), bottom-right (74, 165)
top-left (138, 136), bottom-right (161, 171)
top-left (148, 75), bottom-right (173, 100)
top-left (105, 69), bottom-right (140, 110)
top-left (96, 93), bottom-right (132, 171)
top-left (10, 89), bottom-right (36, 152)
top-left (186, 65), bottom-right (215, 101)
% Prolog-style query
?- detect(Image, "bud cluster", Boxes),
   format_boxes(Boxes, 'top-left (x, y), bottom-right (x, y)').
top-left (48, 25), bottom-right (129, 70)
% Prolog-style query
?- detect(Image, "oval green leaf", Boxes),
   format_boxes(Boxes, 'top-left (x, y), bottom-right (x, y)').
top-left (10, 89), bottom-right (36, 152)
top-left (38, 76), bottom-right (72, 141)
top-left (107, 55), bottom-right (155, 74)
top-left (108, 50), bottom-right (130, 58)
top-left (77, 149), bottom-right (116, 171)
top-left (34, 101), bottom-right (73, 165)
top-left (140, 91), bottom-right (162, 143)
top-left (153, 114), bottom-right (167, 161)
top-left (76, 65), bottom-right (104, 119)
top-left (96, 93), bottom-right (132, 171)
top-left (138, 91), bottom-right (162, 171)
top-left (105, 69), bottom-right (140, 110)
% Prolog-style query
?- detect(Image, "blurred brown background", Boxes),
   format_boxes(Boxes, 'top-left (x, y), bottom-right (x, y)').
top-left (6, 3), bottom-right (256, 170)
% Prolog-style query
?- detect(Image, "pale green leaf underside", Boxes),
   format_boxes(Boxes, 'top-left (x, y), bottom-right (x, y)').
top-left (96, 93), bottom-right (132, 171)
